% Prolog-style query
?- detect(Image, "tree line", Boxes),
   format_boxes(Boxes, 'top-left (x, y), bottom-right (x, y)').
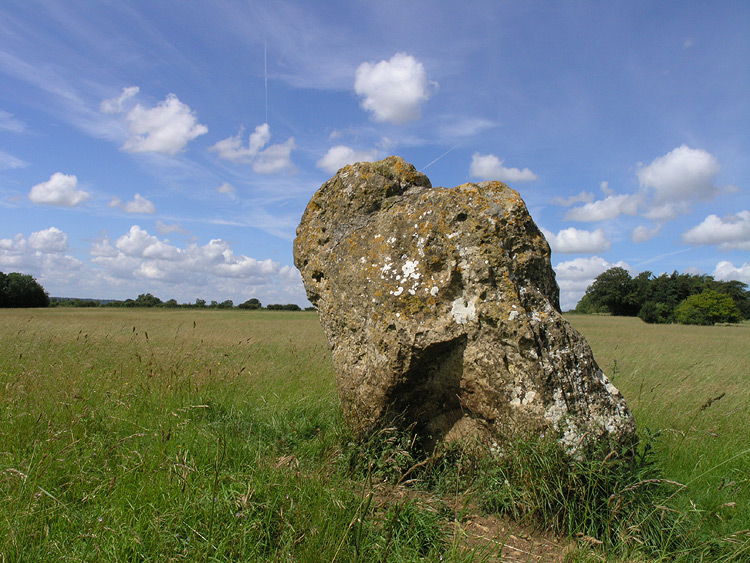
top-left (0, 272), bottom-right (309, 311)
top-left (575, 267), bottom-right (749, 325)
top-left (51, 293), bottom-right (311, 311)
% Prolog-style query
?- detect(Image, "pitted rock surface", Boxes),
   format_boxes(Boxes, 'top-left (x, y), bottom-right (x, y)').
top-left (294, 156), bottom-right (635, 452)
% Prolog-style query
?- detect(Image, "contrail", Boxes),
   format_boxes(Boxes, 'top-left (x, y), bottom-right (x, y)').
top-left (264, 37), bottom-right (268, 124)
top-left (420, 144), bottom-right (460, 172)
top-left (634, 247), bottom-right (693, 268)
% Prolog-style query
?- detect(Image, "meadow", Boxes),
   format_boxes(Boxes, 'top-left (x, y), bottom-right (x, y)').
top-left (0, 309), bottom-right (748, 562)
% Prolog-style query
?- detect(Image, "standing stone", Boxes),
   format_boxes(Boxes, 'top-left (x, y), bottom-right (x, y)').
top-left (294, 157), bottom-right (635, 453)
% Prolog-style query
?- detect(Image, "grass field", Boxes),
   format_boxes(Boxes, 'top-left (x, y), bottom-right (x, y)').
top-left (1, 309), bottom-right (748, 562)
top-left (567, 316), bottom-right (750, 552)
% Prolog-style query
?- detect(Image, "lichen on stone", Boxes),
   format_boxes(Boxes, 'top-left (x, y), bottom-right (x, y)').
top-left (294, 156), bottom-right (636, 455)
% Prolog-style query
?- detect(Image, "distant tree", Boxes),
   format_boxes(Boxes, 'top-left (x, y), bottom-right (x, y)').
top-left (711, 279), bottom-right (750, 319)
top-left (164, 299), bottom-right (179, 308)
top-left (238, 298), bottom-right (262, 310)
top-left (674, 290), bottom-right (742, 326)
top-left (0, 271), bottom-right (50, 308)
top-left (574, 293), bottom-right (608, 314)
top-left (266, 303), bottom-right (302, 311)
top-left (217, 299), bottom-right (234, 309)
top-left (582, 267), bottom-right (640, 316)
top-left (135, 293), bottom-right (162, 307)
top-left (194, 299), bottom-right (207, 308)
top-left (637, 301), bottom-right (672, 324)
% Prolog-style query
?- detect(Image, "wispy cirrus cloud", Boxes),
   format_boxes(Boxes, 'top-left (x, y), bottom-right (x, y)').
top-left (0, 109), bottom-right (25, 132)
top-left (0, 150), bottom-right (27, 170)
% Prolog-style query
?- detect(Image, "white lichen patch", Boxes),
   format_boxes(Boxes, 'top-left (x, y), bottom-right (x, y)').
top-left (544, 389), bottom-right (568, 425)
top-left (430, 286), bottom-right (439, 296)
top-left (380, 260), bottom-right (393, 277)
top-left (596, 369), bottom-right (621, 397)
top-left (401, 260), bottom-right (420, 280)
top-left (450, 297), bottom-right (476, 325)
top-left (510, 387), bottom-right (538, 408)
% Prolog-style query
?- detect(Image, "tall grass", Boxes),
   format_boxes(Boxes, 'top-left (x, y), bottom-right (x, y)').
top-left (1, 309), bottom-right (748, 561)
top-left (569, 316), bottom-right (750, 560)
top-left (0, 310), bottom-right (470, 562)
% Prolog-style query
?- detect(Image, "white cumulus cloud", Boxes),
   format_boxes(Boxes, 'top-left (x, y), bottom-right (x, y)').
top-left (637, 144), bottom-right (720, 203)
top-left (211, 124), bottom-right (270, 162)
top-left (109, 193), bottom-right (156, 214)
top-left (354, 52), bottom-right (436, 124)
top-left (682, 211), bottom-right (750, 250)
top-left (113, 226), bottom-right (170, 258)
top-left (317, 145), bottom-right (379, 174)
top-left (121, 93), bottom-right (207, 155)
top-left (565, 193), bottom-right (641, 222)
top-left (713, 261), bottom-right (750, 285)
top-left (28, 227), bottom-right (68, 253)
top-left (211, 123), bottom-right (295, 174)
top-left (542, 227), bottom-right (610, 254)
top-left (252, 138), bottom-right (296, 174)
top-left (0, 227), bottom-right (82, 284)
top-left (28, 173), bottom-right (91, 206)
top-left (563, 146), bottom-right (726, 226)
top-left (469, 153), bottom-right (538, 183)
top-left (553, 256), bottom-right (631, 311)
top-left (92, 225), bottom-right (287, 284)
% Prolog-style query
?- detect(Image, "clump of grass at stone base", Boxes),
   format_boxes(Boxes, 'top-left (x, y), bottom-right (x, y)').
top-left (344, 418), bottom-right (749, 562)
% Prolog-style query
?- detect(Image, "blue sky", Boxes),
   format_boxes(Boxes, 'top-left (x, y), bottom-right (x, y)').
top-left (1, 1), bottom-right (748, 309)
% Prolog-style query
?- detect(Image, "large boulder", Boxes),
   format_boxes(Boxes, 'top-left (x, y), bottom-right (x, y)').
top-left (294, 157), bottom-right (635, 453)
